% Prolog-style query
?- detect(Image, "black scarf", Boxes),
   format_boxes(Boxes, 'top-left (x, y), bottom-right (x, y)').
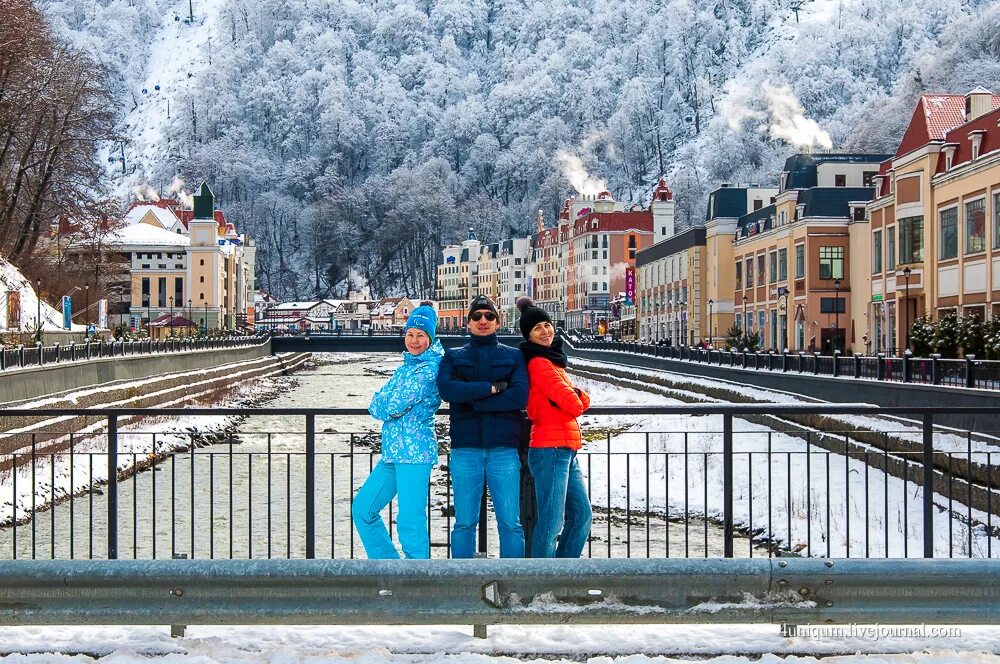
top-left (520, 337), bottom-right (568, 368)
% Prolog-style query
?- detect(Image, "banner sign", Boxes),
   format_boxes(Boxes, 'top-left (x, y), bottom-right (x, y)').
top-left (625, 267), bottom-right (636, 305)
top-left (97, 299), bottom-right (108, 329)
top-left (62, 296), bottom-right (72, 330)
top-left (7, 291), bottom-right (20, 329)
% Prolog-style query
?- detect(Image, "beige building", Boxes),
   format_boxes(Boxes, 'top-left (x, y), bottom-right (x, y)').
top-left (733, 154), bottom-right (887, 352)
top-left (867, 88), bottom-right (1000, 352)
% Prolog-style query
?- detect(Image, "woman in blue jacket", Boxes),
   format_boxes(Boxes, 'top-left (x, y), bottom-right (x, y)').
top-left (353, 303), bottom-right (443, 559)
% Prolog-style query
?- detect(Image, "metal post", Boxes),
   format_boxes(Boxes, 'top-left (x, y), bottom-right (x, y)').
top-left (903, 352), bottom-right (912, 383)
top-left (107, 415), bottom-right (119, 560)
top-left (903, 266), bottom-right (912, 353)
top-left (931, 354), bottom-right (941, 385)
top-left (723, 414), bottom-right (734, 558)
top-left (965, 355), bottom-right (976, 388)
top-left (833, 350), bottom-right (840, 377)
top-left (877, 353), bottom-right (886, 380)
top-left (305, 413), bottom-right (316, 559)
top-left (923, 414), bottom-right (934, 558)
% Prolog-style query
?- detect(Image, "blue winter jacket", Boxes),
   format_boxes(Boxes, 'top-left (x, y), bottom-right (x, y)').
top-left (368, 340), bottom-right (444, 464)
top-left (436, 334), bottom-right (528, 448)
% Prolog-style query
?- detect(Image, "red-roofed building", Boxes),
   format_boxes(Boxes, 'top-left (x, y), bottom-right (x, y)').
top-left (866, 87), bottom-right (1000, 354)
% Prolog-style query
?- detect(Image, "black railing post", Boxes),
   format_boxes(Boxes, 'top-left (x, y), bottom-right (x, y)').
top-left (877, 353), bottom-right (886, 380)
top-left (107, 414), bottom-right (119, 560)
top-left (832, 350), bottom-right (840, 377)
top-left (723, 413), bottom-right (734, 558)
top-left (854, 353), bottom-right (862, 378)
top-left (931, 354), bottom-right (941, 385)
top-left (18, 345), bottom-right (25, 367)
top-left (0, 349), bottom-right (5, 370)
top-left (813, 352), bottom-right (820, 375)
top-left (903, 352), bottom-right (912, 383)
top-left (741, 351), bottom-right (748, 369)
top-left (305, 413), bottom-right (316, 559)
top-left (797, 351), bottom-right (804, 373)
top-left (477, 491), bottom-right (488, 556)
top-left (965, 355), bottom-right (976, 388)
top-left (923, 413), bottom-right (934, 558)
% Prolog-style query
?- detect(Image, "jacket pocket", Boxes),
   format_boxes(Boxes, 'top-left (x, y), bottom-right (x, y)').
top-left (491, 359), bottom-right (515, 381)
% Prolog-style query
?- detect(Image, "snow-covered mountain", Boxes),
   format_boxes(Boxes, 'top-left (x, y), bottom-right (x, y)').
top-left (39, 0), bottom-right (1000, 301)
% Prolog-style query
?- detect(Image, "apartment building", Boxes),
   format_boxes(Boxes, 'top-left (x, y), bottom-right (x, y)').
top-left (733, 153), bottom-right (887, 352)
top-left (636, 227), bottom-right (705, 344)
top-left (867, 88), bottom-right (1000, 353)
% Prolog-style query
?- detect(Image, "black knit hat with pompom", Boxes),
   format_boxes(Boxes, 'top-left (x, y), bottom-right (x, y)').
top-left (516, 296), bottom-right (552, 340)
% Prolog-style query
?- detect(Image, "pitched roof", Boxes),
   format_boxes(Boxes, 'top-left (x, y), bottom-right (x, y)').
top-left (571, 211), bottom-right (653, 235)
top-left (896, 94), bottom-right (1000, 158)
top-left (934, 104), bottom-right (1000, 173)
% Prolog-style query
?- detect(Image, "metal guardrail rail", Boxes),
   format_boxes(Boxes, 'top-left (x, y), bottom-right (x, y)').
top-left (0, 558), bottom-right (996, 626)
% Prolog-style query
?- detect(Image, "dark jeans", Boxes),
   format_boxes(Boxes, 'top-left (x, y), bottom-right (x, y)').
top-left (527, 447), bottom-right (592, 558)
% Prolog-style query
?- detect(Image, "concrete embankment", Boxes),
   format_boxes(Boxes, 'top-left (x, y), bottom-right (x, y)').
top-left (0, 348), bottom-right (310, 457)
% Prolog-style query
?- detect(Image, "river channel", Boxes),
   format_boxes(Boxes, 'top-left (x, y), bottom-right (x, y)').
top-left (0, 354), bottom-right (749, 560)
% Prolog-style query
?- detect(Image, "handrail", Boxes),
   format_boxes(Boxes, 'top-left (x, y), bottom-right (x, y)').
top-left (0, 558), bottom-right (996, 625)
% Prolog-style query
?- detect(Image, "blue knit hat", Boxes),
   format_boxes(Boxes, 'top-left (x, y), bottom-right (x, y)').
top-left (405, 301), bottom-right (437, 341)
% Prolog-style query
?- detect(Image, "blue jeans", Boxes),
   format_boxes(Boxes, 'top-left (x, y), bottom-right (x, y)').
top-left (528, 447), bottom-right (592, 558)
top-left (352, 460), bottom-right (433, 559)
top-left (449, 446), bottom-right (524, 558)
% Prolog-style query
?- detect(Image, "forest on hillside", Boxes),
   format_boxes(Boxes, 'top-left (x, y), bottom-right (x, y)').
top-left (35, 0), bottom-right (1000, 300)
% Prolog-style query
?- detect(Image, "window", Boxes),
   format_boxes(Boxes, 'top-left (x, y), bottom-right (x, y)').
top-left (795, 245), bottom-right (805, 279)
top-left (756, 254), bottom-right (765, 286)
top-left (863, 171), bottom-right (876, 187)
top-left (769, 252), bottom-right (778, 283)
top-left (778, 248), bottom-right (787, 281)
top-left (887, 228), bottom-right (896, 270)
top-left (897, 215), bottom-right (923, 263)
top-left (735, 261), bottom-right (743, 290)
top-left (820, 297), bottom-right (846, 313)
top-left (966, 199), bottom-right (986, 254)
top-left (939, 208), bottom-right (958, 259)
top-left (753, 199), bottom-right (763, 211)
top-left (994, 192), bottom-right (1000, 249)
top-left (141, 278), bottom-right (150, 307)
top-left (872, 230), bottom-right (883, 274)
top-left (158, 277), bottom-right (167, 307)
top-left (835, 174), bottom-right (847, 187)
top-left (819, 246), bottom-right (845, 280)
top-left (746, 258), bottom-right (754, 286)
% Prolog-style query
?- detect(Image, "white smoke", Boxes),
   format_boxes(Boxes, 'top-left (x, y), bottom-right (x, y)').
top-left (131, 184), bottom-right (159, 202)
top-left (167, 176), bottom-right (194, 209)
top-left (721, 81), bottom-right (832, 151)
top-left (609, 261), bottom-right (629, 281)
top-left (556, 150), bottom-right (607, 196)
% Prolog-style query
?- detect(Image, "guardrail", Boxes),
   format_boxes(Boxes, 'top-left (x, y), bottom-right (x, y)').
top-left (2, 405), bottom-right (1000, 561)
top-left (573, 340), bottom-right (1000, 390)
top-left (0, 558), bottom-right (996, 626)
top-left (0, 335), bottom-right (269, 372)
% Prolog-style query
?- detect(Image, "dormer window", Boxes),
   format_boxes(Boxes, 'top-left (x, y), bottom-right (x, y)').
top-left (943, 143), bottom-right (959, 170)
top-left (969, 130), bottom-right (986, 160)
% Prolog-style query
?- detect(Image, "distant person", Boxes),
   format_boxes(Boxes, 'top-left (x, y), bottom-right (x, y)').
top-left (516, 297), bottom-right (592, 558)
top-left (353, 303), bottom-right (443, 559)
top-left (437, 295), bottom-right (528, 558)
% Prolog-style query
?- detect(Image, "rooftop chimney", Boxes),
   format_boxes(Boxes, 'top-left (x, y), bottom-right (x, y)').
top-left (966, 86), bottom-right (994, 122)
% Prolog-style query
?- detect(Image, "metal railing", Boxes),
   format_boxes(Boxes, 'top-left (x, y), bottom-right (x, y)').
top-left (575, 340), bottom-right (1000, 389)
top-left (0, 335), bottom-right (268, 372)
top-left (0, 557), bottom-right (996, 626)
top-left (2, 405), bottom-right (1000, 561)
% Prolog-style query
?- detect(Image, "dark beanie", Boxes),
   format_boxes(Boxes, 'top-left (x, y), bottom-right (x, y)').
top-left (517, 296), bottom-right (552, 339)
top-left (468, 295), bottom-right (499, 318)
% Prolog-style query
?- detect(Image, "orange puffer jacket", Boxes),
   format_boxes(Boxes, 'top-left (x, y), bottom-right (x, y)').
top-left (525, 357), bottom-right (591, 450)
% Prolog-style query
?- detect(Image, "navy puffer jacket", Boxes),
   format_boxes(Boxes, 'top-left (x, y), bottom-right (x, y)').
top-left (437, 334), bottom-right (528, 448)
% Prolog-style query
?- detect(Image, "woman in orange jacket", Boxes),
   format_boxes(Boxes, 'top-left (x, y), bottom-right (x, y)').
top-left (516, 296), bottom-right (593, 558)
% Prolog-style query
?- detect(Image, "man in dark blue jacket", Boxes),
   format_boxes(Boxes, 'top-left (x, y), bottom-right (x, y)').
top-left (438, 295), bottom-right (528, 558)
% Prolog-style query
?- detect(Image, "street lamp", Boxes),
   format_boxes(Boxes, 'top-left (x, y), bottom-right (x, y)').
top-left (833, 278), bottom-right (841, 354)
top-left (169, 296), bottom-right (174, 337)
top-left (84, 283), bottom-right (90, 340)
top-left (204, 301), bottom-right (209, 335)
top-left (903, 266), bottom-right (912, 354)
top-left (187, 299), bottom-right (192, 336)
top-left (707, 299), bottom-right (714, 347)
top-left (35, 278), bottom-right (42, 344)
top-left (742, 294), bottom-right (748, 341)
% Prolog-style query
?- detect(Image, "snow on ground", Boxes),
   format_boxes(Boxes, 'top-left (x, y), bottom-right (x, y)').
top-left (0, 623), bottom-right (999, 662)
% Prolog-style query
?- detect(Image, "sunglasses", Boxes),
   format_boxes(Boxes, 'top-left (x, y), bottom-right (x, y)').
top-left (469, 311), bottom-right (498, 322)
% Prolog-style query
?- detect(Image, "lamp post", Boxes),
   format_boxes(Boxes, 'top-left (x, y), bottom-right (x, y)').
top-left (707, 299), bottom-right (714, 347)
top-left (903, 266), bottom-right (912, 354)
top-left (35, 278), bottom-right (42, 344)
top-left (84, 283), bottom-right (90, 340)
top-left (833, 278), bottom-right (841, 354)
top-left (187, 299), bottom-right (192, 337)
top-left (779, 289), bottom-right (789, 351)
top-left (169, 296), bottom-right (174, 337)
top-left (204, 301), bottom-right (209, 335)
top-left (120, 289), bottom-right (128, 336)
